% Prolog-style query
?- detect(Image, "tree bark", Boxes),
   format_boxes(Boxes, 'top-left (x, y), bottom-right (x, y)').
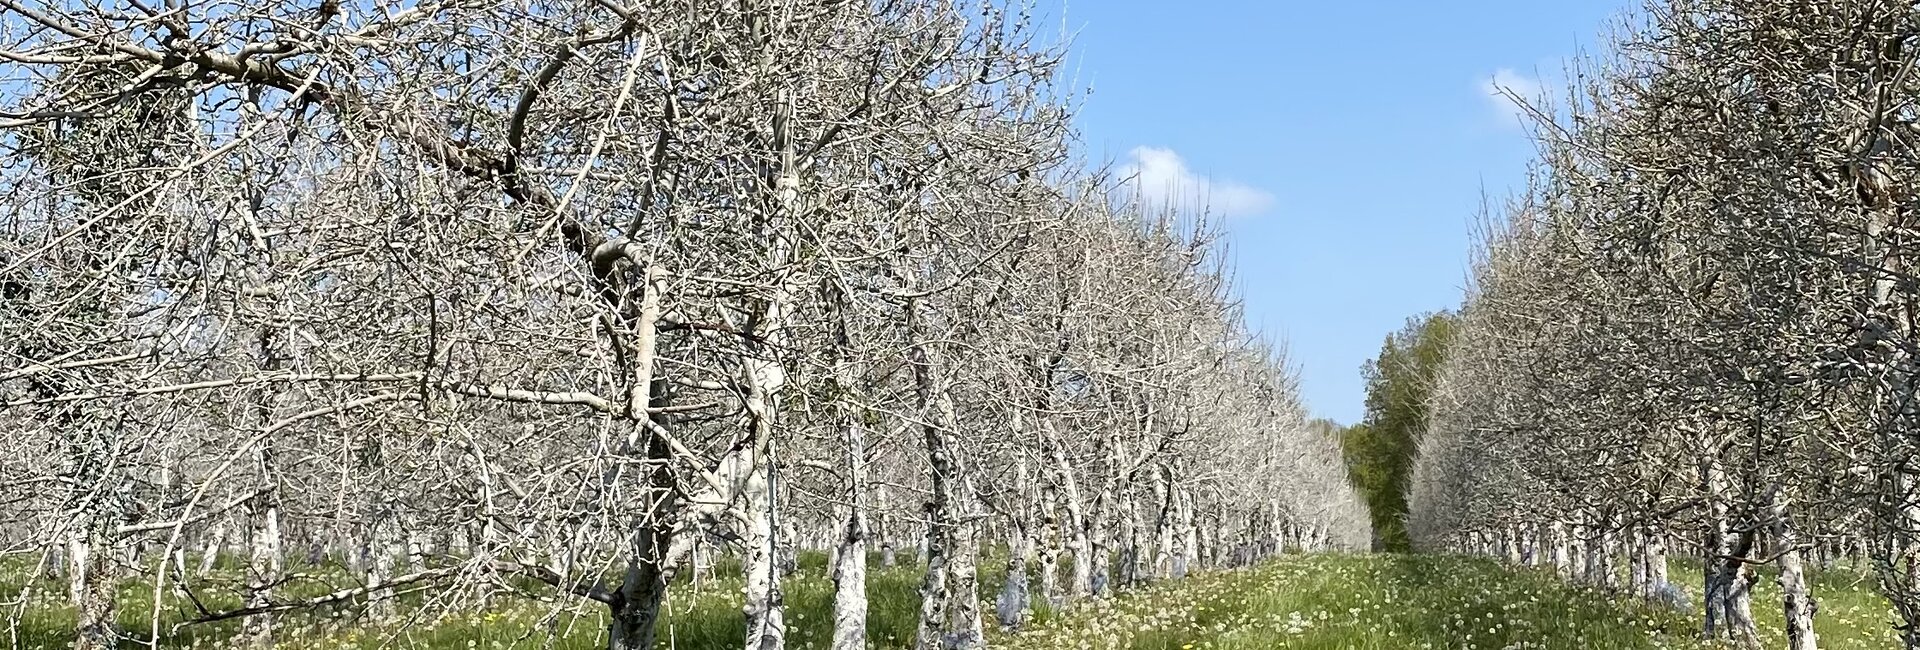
top-left (242, 325), bottom-right (285, 648)
top-left (1550, 520), bottom-right (1571, 579)
top-left (907, 298), bottom-right (984, 650)
top-left (1768, 488), bottom-right (1819, 650)
top-left (1710, 527), bottom-right (1762, 648)
top-left (739, 346), bottom-right (787, 650)
top-left (1044, 434), bottom-right (1090, 600)
top-left (70, 506), bottom-right (116, 650)
top-left (1036, 481), bottom-right (1061, 609)
top-left (826, 282), bottom-right (870, 650)
top-left (995, 456), bottom-right (1032, 630)
top-left (607, 265), bottom-right (675, 650)
top-left (877, 484), bottom-right (897, 568)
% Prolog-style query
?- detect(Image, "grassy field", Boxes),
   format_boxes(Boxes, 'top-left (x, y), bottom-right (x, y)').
top-left (1009, 555), bottom-right (1898, 650)
top-left (1, 553), bottom-right (1900, 649)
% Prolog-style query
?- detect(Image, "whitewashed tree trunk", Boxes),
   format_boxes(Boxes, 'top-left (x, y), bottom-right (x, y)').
top-left (200, 522), bottom-right (226, 576)
top-left (1630, 528), bottom-right (1649, 597)
top-left (1176, 488), bottom-right (1198, 578)
top-left (907, 299), bottom-right (984, 650)
top-left (740, 445), bottom-right (785, 650)
top-left (739, 85), bottom-right (804, 650)
top-left (1089, 486), bottom-right (1114, 596)
top-left (777, 520), bottom-right (800, 578)
top-left (826, 284), bottom-right (870, 650)
top-left (1200, 512), bottom-right (1221, 568)
top-left (1265, 501), bottom-right (1283, 556)
top-left (1600, 525), bottom-right (1620, 589)
top-left (69, 501), bottom-right (115, 650)
top-left (1550, 521), bottom-right (1571, 578)
top-left (1581, 525), bottom-right (1604, 585)
top-left (914, 505), bottom-right (952, 650)
top-left (947, 496), bottom-right (987, 649)
top-left (1044, 432), bottom-right (1090, 600)
top-left (369, 507), bottom-right (401, 620)
top-left (995, 456), bottom-right (1032, 630)
top-left (242, 324), bottom-right (285, 648)
top-left (1648, 530), bottom-right (1668, 591)
top-left (739, 322), bottom-right (788, 650)
top-left (877, 484), bottom-right (897, 568)
top-left (1560, 529), bottom-right (1575, 573)
top-left (1709, 525), bottom-right (1762, 648)
top-left (1727, 561), bottom-right (1760, 648)
top-left (404, 517), bottom-right (428, 573)
top-left (1704, 457), bottom-right (1731, 638)
top-left (1768, 489), bottom-right (1819, 650)
top-left (1124, 492), bottom-right (1147, 585)
top-left (242, 485), bottom-right (282, 647)
top-left (995, 522), bottom-right (1032, 629)
top-left (1037, 482), bottom-right (1061, 609)
top-left (1152, 468), bottom-right (1174, 580)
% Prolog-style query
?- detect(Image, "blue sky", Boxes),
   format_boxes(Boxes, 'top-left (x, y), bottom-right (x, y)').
top-left (1046, 0), bottom-right (1627, 424)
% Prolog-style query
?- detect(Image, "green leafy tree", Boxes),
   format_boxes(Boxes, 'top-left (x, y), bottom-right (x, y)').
top-left (1343, 312), bottom-right (1454, 552)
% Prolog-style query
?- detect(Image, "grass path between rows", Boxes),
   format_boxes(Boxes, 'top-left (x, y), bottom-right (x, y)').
top-left (1005, 554), bottom-right (1898, 650)
top-left (5, 553), bottom-right (1902, 648)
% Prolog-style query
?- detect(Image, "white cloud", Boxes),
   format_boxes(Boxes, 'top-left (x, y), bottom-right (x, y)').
top-left (1480, 68), bottom-right (1543, 127)
top-left (1117, 146), bottom-right (1274, 218)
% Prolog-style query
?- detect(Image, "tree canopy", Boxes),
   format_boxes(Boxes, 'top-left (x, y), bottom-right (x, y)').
top-left (1343, 311), bottom-right (1455, 552)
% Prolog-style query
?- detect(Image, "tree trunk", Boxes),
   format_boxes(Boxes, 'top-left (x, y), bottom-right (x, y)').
top-left (1630, 527), bottom-right (1649, 598)
top-left (946, 503), bottom-right (986, 649)
top-left (994, 457), bottom-right (1031, 630)
top-left (70, 509), bottom-right (116, 650)
top-left (1176, 488), bottom-right (1197, 578)
top-left (1599, 524), bottom-right (1620, 589)
top-left (1704, 456), bottom-right (1730, 638)
top-left (608, 406), bottom-right (677, 650)
top-left (1710, 527), bottom-right (1762, 648)
top-left (1088, 487), bottom-right (1114, 596)
top-left (1037, 482), bottom-right (1061, 609)
top-left (740, 349), bottom-right (787, 650)
top-left (1879, 468), bottom-right (1920, 649)
top-left (242, 324), bottom-right (285, 648)
top-left (914, 498), bottom-right (952, 650)
top-left (200, 522), bottom-right (226, 576)
top-left (1152, 468), bottom-right (1174, 581)
top-left (1044, 432), bottom-right (1089, 601)
top-left (739, 87), bottom-right (800, 650)
top-left (826, 286), bottom-right (870, 650)
top-left (1582, 525), bottom-right (1605, 586)
top-left (242, 487), bottom-right (282, 647)
top-left (608, 517), bottom-right (672, 650)
top-left (741, 451), bottom-right (786, 650)
top-left (1121, 491), bottom-right (1145, 587)
top-left (1768, 489), bottom-right (1819, 650)
top-left (1726, 561), bottom-right (1760, 649)
top-left (1648, 530), bottom-right (1669, 591)
top-left (907, 299), bottom-right (984, 650)
top-left (369, 506), bottom-right (401, 620)
top-left (1550, 521), bottom-right (1571, 579)
top-left (873, 483), bottom-right (896, 568)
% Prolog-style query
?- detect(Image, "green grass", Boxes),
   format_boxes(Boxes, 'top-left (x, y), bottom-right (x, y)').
top-left (1005, 555), bottom-right (1901, 650)
top-left (0, 553), bottom-right (1901, 649)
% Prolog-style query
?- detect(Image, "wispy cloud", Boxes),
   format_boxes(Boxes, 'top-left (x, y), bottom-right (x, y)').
top-left (1118, 146), bottom-right (1274, 217)
top-left (1480, 68), bottom-right (1543, 127)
